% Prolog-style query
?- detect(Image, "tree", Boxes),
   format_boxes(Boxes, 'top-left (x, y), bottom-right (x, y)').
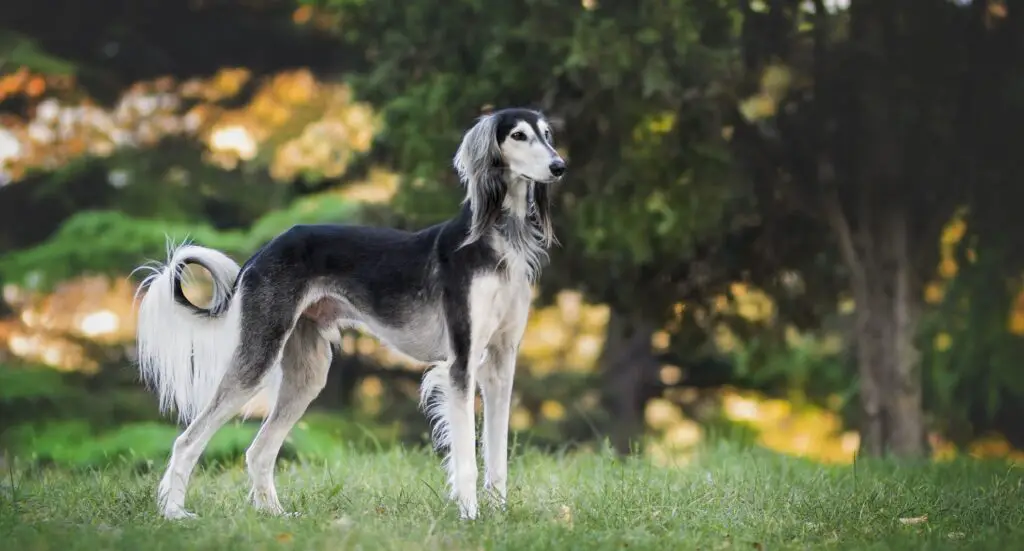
top-left (310, 0), bottom-right (838, 452)
top-left (323, 0), bottom-right (1024, 458)
top-left (731, 0), bottom-right (1024, 456)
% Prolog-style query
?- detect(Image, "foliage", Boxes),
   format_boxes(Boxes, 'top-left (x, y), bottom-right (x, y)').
top-left (310, 0), bottom-right (752, 321)
top-left (0, 191), bottom-right (360, 291)
top-left (0, 364), bottom-right (72, 402)
top-left (2, 414), bottom-right (397, 470)
top-left (2, 444), bottom-right (1023, 550)
top-left (0, 363), bottom-right (399, 469)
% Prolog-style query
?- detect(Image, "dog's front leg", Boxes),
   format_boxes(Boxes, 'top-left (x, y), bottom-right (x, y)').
top-left (480, 343), bottom-right (515, 509)
top-left (445, 352), bottom-right (479, 520)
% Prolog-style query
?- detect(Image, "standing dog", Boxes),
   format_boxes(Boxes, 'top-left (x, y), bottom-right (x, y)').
top-left (134, 108), bottom-right (564, 520)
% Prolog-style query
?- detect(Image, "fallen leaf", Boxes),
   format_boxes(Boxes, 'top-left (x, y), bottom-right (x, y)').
top-left (753, 543), bottom-right (765, 550)
top-left (555, 504), bottom-right (573, 528)
top-left (275, 532), bottom-right (293, 543)
top-left (898, 515), bottom-right (928, 525)
top-left (375, 505), bottom-right (387, 515)
top-left (948, 532), bottom-right (966, 540)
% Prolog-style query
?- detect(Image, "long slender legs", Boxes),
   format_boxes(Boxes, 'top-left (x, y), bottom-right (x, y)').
top-left (158, 302), bottom-right (294, 520)
top-left (479, 343), bottom-right (516, 507)
top-left (158, 370), bottom-right (264, 519)
top-left (245, 319), bottom-right (331, 514)
top-left (436, 276), bottom-right (531, 520)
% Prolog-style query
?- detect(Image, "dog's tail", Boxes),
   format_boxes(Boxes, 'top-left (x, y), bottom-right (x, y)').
top-left (135, 242), bottom-right (244, 424)
top-left (420, 360), bottom-right (455, 452)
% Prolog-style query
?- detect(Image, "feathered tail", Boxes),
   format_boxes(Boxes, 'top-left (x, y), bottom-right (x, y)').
top-left (134, 242), bottom-right (244, 424)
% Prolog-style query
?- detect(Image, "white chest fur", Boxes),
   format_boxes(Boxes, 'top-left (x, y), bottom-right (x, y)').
top-left (468, 273), bottom-right (532, 352)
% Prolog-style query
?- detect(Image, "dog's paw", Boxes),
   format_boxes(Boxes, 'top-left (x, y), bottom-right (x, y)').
top-left (250, 488), bottom-right (287, 516)
top-left (458, 500), bottom-right (479, 521)
top-left (162, 506), bottom-right (197, 520)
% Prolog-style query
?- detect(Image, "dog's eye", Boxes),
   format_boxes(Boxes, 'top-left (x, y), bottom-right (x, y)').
top-left (510, 131), bottom-right (527, 141)
top-left (545, 132), bottom-right (553, 143)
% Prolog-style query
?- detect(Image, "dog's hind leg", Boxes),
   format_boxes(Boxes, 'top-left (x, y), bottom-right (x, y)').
top-left (158, 368), bottom-right (264, 520)
top-left (245, 318), bottom-right (331, 515)
top-left (158, 308), bottom-right (293, 520)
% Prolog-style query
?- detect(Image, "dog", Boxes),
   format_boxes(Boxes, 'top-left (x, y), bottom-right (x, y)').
top-left (134, 107), bottom-right (565, 520)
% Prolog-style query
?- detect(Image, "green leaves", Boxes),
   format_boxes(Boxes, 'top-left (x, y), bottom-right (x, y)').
top-left (0, 193), bottom-right (360, 291)
top-left (320, 0), bottom-right (749, 317)
top-left (0, 30), bottom-right (77, 76)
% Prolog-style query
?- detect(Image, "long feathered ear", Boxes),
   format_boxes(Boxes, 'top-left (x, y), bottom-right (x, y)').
top-left (454, 114), bottom-right (506, 246)
top-left (530, 181), bottom-right (557, 248)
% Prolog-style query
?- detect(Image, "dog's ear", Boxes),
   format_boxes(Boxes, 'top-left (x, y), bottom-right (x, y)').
top-left (530, 181), bottom-right (557, 248)
top-left (454, 114), bottom-right (506, 246)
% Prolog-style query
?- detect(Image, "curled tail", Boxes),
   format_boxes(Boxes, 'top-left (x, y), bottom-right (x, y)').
top-left (135, 243), bottom-right (243, 424)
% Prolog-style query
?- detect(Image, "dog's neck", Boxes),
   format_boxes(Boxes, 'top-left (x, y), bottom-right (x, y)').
top-left (501, 174), bottom-right (532, 221)
top-left (490, 173), bottom-right (548, 281)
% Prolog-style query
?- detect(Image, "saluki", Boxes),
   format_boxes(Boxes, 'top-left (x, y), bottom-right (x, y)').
top-left (134, 108), bottom-right (564, 520)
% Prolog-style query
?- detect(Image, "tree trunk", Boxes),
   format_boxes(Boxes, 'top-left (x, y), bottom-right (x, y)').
top-left (827, 199), bottom-right (926, 458)
top-left (599, 309), bottom-right (658, 455)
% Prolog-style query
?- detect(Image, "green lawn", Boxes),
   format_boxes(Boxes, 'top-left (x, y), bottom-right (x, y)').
top-left (1, 442), bottom-right (1021, 550)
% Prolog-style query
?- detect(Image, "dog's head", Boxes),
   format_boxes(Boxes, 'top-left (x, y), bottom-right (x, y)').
top-left (454, 108), bottom-right (566, 186)
top-left (454, 108), bottom-right (563, 248)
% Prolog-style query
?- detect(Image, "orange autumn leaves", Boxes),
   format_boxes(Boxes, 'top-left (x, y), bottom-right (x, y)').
top-left (0, 67), bottom-right (72, 102)
top-left (0, 66), bottom-right (378, 186)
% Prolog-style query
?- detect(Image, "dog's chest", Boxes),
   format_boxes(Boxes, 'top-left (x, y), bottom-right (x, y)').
top-left (468, 273), bottom-right (531, 342)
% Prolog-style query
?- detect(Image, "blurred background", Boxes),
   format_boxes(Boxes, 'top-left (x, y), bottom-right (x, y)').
top-left (0, 0), bottom-right (1022, 471)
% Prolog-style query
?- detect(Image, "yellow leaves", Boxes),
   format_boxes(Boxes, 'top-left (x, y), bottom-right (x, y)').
top-left (540, 400), bottom-right (566, 421)
top-left (659, 365), bottom-right (683, 386)
top-left (1009, 288), bottom-right (1024, 336)
top-left (651, 330), bottom-right (670, 351)
top-left (357, 376), bottom-right (384, 416)
top-left (739, 64), bottom-right (793, 122)
top-left (934, 211), bottom-right (967, 282)
top-left (1009, 311), bottom-right (1024, 336)
top-left (510, 407), bottom-right (533, 431)
top-left (645, 398), bottom-right (682, 430)
top-left (270, 69), bottom-right (317, 105)
top-left (933, 332), bottom-right (952, 352)
top-left (519, 291), bottom-right (608, 376)
top-left (274, 532), bottom-right (294, 543)
top-left (761, 64), bottom-right (793, 97)
top-left (924, 282), bottom-right (945, 305)
top-left (739, 95), bottom-right (778, 121)
top-left (938, 258), bottom-right (958, 279)
top-left (941, 218), bottom-right (967, 247)
top-left (211, 68), bottom-right (251, 101)
top-left (898, 515), bottom-right (928, 526)
top-left (0, 65), bottom-right (377, 185)
top-left (4, 275), bottom-right (140, 371)
top-left (968, 433), bottom-right (1014, 459)
top-left (631, 111), bottom-right (676, 145)
top-left (711, 283), bottom-right (776, 323)
top-left (647, 112), bottom-right (676, 135)
top-left (712, 324), bottom-right (739, 353)
top-left (337, 167), bottom-right (400, 204)
top-left (720, 388), bottom-right (856, 464)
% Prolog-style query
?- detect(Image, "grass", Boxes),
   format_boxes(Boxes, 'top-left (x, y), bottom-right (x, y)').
top-left (1, 442), bottom-right (1022, 550)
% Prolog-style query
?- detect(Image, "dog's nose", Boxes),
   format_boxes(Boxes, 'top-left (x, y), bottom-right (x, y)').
top-left (549, 159), bottom-right (566, 177)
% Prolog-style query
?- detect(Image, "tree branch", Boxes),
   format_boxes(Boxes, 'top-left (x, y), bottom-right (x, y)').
top-left (822, 188), bottom-right (866, 294)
